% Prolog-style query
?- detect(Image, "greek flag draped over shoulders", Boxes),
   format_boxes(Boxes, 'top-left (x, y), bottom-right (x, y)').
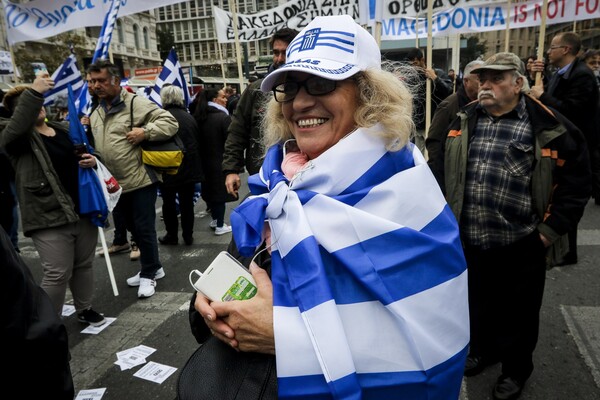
top-left (231, 126), bottom-right (469, 399)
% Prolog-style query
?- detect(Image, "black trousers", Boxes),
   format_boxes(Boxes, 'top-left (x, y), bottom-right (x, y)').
top-left (161, 182), bottom-right (196, 240)
top-left (464, 231), bottom-right (547, 382)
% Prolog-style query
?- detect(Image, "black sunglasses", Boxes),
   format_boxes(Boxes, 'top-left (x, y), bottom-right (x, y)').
top-left (273, 76), bottom-right (338, 103)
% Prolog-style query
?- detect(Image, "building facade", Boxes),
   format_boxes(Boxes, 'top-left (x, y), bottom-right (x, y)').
top-left (0, 7), bottom-right (160, 85)
top-left (479, 19), bottom-right (600, 60)
top-left (154, 0), bottom-right (280, 81)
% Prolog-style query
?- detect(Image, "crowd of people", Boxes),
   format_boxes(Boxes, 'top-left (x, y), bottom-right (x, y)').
top-left (1, 16), bottom-right (598, 400)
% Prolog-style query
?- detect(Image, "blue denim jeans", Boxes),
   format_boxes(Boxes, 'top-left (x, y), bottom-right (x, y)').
top-left (114, 183), bottom-right (162, 279)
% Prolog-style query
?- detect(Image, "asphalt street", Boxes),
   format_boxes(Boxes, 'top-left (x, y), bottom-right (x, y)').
top-left (16, 183), bottom-right (600, 400)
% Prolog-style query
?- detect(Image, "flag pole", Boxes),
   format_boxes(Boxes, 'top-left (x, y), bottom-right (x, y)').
top-left (98, 227), bottom-right (119, 296)
top-left (504, 0), bottom-right (511, 52)
top-left (424, 2), bottom-right (433, 159)
top-left (8, 44), bottom-right (20, 83)
top-left (374, 22), bottom-right (382, 47)
top-left (229, 0), bottom-right (245, 91)
top-left (535, 0), bottom-right (549, 86)
top-left (217, 41), bottom-right (227, 87)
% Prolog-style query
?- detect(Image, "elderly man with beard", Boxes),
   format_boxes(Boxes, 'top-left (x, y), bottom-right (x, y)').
top-left (430, 52), bottom-right (591, 400)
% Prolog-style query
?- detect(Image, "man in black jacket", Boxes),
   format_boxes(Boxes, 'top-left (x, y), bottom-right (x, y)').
top-left (426, 59), bottom-right (484, 187)
top-left (222, 28), bottom-right (298, 199)
top-left (405, 47), bottom-right (452, 154)
top-left (530, 32), bottom-right (600, 265)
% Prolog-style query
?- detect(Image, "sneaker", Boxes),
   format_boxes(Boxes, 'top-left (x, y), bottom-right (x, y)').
top-left (98, 243), bottom-right (130, 257)
top-left (209, 219), bottom-right (217, 229)
top-left (129, 243), bottom-right (140, 261)
top-left (138, 278), bottom-right (156, 298)
top-left (215, 224), bottom-right (232, 236)
top-left (127, 268), bottom-right (166, 287)
top-left (77, 308), bottom-right (107, 327)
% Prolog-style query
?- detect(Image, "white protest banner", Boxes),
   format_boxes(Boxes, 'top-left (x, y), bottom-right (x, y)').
top-left (2, 0), bottom-right (186, 45)
top-left (379, 0), bottom-right (600, 41)
top-left (0, 50), bottom-right (15, 75)
top-left (212, 0), bottom-right (360, 43)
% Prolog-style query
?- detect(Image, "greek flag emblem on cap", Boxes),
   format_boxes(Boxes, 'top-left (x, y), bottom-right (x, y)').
top-left (299, 28), bottom-right (320, 52)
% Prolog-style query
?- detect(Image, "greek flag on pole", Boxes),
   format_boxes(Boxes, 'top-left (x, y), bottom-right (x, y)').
top-left (43, 54), bottom-right (84, 107)
top-left (92, 0), bottom-right (121, 63)
top-left (149, 48), bottom-right (191, 107)
top-left (231, 126), bottom-right (469, 399)
top-left (77, 0), bottom-right (120, 116)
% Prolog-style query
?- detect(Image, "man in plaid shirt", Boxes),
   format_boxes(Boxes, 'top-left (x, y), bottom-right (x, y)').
top-left (430, 52), bottom-right (591, 400)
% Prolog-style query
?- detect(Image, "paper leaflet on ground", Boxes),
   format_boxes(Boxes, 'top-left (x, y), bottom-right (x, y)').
top-left (115, 344), bottom-right (156, 371)
top-left (62, 304), bottom-right (76, 316)
top-left (133, 361), bottom-right (177, 384)
top-left (80, 317), bottom-right (116, 334)
top-left (74, 387), bottom-right (106, 400)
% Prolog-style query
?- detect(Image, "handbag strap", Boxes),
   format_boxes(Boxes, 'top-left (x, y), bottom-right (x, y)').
top-left (129, 95), bottom-right (137, 130)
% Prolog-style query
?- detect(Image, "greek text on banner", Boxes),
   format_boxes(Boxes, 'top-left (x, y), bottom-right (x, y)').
top-left (2, 0), bottom-right (185, 45)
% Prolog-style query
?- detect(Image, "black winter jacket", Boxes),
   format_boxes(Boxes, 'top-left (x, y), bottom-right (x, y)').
top-left (222, 79), bottom-right (270, 175)
top-left (540, 58), bottom-right (599, 148)
top-left (161, 105), bottom-right (204, 188)
top-left (196, 106), bottom-right (235, 203)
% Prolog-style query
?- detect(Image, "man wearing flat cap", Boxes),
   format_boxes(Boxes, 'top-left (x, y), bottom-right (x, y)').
top-left (430, 52), bottom-right (591, 400)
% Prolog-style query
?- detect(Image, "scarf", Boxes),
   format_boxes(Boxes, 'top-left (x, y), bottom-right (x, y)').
top-left (208, 101), bottom-right (229, 115)
top-left (231, 125), bottom-right (469, 399)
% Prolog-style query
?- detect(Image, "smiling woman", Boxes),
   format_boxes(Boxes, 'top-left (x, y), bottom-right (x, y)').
top-left (191, 15), bottom-right (469, 400)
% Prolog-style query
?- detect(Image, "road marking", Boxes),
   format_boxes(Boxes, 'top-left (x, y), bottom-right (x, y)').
top-left (69, 292), bottom-right (191, 391)
top-left (579, 229), bottom-right (600, 246)
top-left (459, 377), bottom-right (469, 400)
top-left (561, 305), bottom-right (600, 389)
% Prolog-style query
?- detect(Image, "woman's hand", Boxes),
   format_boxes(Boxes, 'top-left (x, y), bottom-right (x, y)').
top-left (79, 154), bottom-right (97, 169)
top-left (31, 75), bottom-right (54, 95)
top-left (196, 263), bottom-right (275, 354)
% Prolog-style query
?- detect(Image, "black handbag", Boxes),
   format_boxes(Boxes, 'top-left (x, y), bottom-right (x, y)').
top-left (178, 247), bottom-right (276, 400)
top-left (177, 336), bottom-right (277, 400)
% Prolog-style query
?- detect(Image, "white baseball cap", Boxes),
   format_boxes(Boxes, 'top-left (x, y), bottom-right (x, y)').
top-left (260, 15), bottom-right (382, 93)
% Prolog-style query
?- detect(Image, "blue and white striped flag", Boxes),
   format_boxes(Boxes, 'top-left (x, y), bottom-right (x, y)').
top-left (149, 48), bottom-right (191, 107)
top-left (43, 53), bottom-right (84, 107)
top-left (77, 0), bottom-right (120, 116)
top-left (92, 0), bottom-right (121, 63)
top-left (232, 126), bottom-right (469, 399)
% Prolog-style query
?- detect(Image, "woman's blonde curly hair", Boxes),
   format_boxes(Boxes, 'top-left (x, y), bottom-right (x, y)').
top-left (261, 61), bottom-right (418, 156)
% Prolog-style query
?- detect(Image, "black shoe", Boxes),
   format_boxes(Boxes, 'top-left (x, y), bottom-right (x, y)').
top-left (556, 252), bottom-right (578, 266)
top-left (464, 355), bottom-right (494, 377)
top-left (158, 235), bottom-right (178, 245)
top-left (183, 235), bottom-right (193, 245)
top-left (493, 375), bottom-right (524, 400)
top-left (77, 308), bottom-right (106, 327)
